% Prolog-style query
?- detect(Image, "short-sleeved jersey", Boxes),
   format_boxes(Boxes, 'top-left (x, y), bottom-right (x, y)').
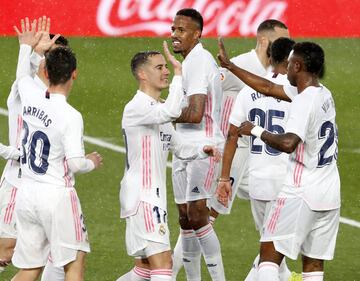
top-left (121, 77), bottom-right (207, 218)
top-left (220, 49), bottom-right (269, 145)
top-left (176, 43), bottom-right (224, 146)
top-left (2, 46), bottom-right (44, 188)
top-left (283, 85), bottom-right (340, 211)
top-left (229, 73), bottom-right (291, 200)
top-left (18, 76), bottom-right (85, 188)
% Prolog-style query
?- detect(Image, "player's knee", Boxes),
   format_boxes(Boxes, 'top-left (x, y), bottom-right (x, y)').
top-left (0, 240), bottom-right (15, 263)
top-left (259, 242), bottom-right (283, 265)
top-left (302, 255), bottom-right (324, 272)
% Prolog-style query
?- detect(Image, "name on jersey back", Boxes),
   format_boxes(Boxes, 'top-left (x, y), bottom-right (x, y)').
top-left (23, 105), bottom-right (52, 127)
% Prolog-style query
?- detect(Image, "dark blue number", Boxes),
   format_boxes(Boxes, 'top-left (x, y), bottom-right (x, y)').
top-left (29, 131), bottom-right (50, 174)
top-left (248, 108), bottom-right (285, 156)
top-left (265, 110), bottom-right (285, 156)
top-left (21, 120), bottom-right (51, 175)
top-left (248, 108), bottom-right (266, 154)
top-left (317, 121), bottom-right (338, 167)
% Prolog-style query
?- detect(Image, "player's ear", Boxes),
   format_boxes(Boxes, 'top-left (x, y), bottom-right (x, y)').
top-left (72, 70), bottom-right (78, 80)
top-left (137, 68), bottom-right (147, 81)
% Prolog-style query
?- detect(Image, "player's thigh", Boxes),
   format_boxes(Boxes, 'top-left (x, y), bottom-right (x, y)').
top-left (186, 157), bottom-right (220, 202)
top-left (250, 198), bottom-right (268, 232)
top-left (147, 250), bottom-right (172, 269)
top-left (301, 208), bottom-right (340, 260)
top-left (63, 250), bottom-right (86, 281)
top-left (126, 202), bottom-right (170, 258)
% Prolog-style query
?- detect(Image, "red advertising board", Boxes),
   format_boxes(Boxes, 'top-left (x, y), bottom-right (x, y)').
top-left (0, 0), bottom-right (359, 37)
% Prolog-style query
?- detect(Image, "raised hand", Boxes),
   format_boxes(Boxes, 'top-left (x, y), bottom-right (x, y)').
top-left (163, 41), bottom-right (182, 75)
top-left (215, 181), bottom-right (232, 208)
top-left (217, 37), bottom-right (232, 69)
top-left (34, 16), bottom-right (60, 55)
top-left (13, 17), bottom-right (41, 48)
top-left (203, 145), bottom-right (222, 162)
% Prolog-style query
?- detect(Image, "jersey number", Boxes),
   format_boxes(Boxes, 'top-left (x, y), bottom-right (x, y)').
top-left (248, 108), bottom-right (285, 156)
top-left (21, 120), bottom-right (51, 175)
top-left (317, 121), bottom-right (338, 167)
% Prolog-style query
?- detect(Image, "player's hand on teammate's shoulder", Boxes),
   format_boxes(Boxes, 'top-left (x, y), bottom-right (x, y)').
top-left (34, 16), bottom-right (60, 56)
top-left (217, 37), bottom-right (232, 70)
top-left (203, 145), bottom-right (222, 162)
top-left (86, 151), bottom-right (103, 169)
top-left (215, 179), bottom-right (232, 208)
top-left (163, 41), bottom-right (182, 76)
top-left (238, 121), bottom-right (255, 137)
top-left (14, 17), bottom-right (41, 48)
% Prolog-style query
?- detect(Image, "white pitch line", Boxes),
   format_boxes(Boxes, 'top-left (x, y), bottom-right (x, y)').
top-left (0, 107), bottom-right (359, 228)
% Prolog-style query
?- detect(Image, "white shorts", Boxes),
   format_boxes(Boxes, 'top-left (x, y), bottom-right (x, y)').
top-left (210, 146), bottom-right (249, 215)
top-left (261, 195), bottom-right (340, 260)
top-left (250, 198), bottom-right (274, 232)
top-left (12, 184), bottom-right (90, 268)
top-left (172, 156), bottom-right (220, 204)
top-left (0, 179), bottom-right (18, 239)
top-left (125, 201), bottom-right (170, 258)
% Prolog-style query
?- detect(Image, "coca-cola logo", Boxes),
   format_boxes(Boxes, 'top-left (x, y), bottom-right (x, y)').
top-left (97, 0), bottom-right (288, 36)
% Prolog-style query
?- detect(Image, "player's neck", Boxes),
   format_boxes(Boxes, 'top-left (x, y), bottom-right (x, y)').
top-left (296, 74), bottom-right (320, 93)
top-left (139, 85), bottom-right (161, 101)
top-left (48, 83), bottom-right (72, 98)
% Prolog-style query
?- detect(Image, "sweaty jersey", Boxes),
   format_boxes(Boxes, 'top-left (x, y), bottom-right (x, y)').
top-left (230, 73), bottom-right (291, 200)
top-left (18, 75), bottom-right (85, 188)
top-left (283, 85), bottom-right (340, 211)
top-left (220, 49), bottom-right (269, 145)
top-left (176, 43), bottom-right (224, 146)
top-left (1, 45), bottom-right (44, 188)
top-left (121, 77), bottom-right (208, 218)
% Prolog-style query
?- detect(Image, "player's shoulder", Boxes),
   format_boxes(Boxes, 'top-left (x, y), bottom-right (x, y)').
top-left (64, 102), bottom-right (83, 122)
top-left (230, 50), bottom-right (254, 65)
top-left (123, 91), bottom-right (155, 120)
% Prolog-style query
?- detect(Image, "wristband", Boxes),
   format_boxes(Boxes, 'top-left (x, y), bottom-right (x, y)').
top-left (251, 126), bottom-right (265, 138)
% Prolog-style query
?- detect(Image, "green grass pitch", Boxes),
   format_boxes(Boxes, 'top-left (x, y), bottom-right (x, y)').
top-left (0, 37), bottom-right (359, 280)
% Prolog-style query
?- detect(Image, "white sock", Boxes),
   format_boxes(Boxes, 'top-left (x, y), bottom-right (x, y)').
top-left (171, 233), bottom-right (183, 281)
top-left (244, 254), bottom-right (260, 281)
top-left (258, 262), bottom-right (280, 281)
top-left (0, 266), bottom-right (5, 273)
top-left (150, 269), bottom-right (172, 281)
top-left (302, 272), bottom-right (324, 281)
top-left (116, 266), bottom-right (151, 281)
top-left (41, 260), bottom-right (65, 281)
top-left (195, 224), bottom-right (225, 281)
top-left (181, 229), bottom-right (201, 281)
top-left (279, 258), bottom-right (291, 281)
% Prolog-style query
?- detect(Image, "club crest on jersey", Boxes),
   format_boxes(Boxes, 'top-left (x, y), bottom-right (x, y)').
top-left (159, 224), bottom-right (166, 235)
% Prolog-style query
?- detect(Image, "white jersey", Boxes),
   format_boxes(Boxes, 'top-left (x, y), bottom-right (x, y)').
top-left (176, 43), bottom-right (224, 146)
top-left (1, 45), bottom-right (44, 188)
top-left (121, 77), bottom-right (208, 218)
top-left (220, 49), bottom-right (269, 146)
top-left (283, 85), bottom-right (340, 211)
top-left (18, 75), bottom-right (86, 188)
top-left (229, 73), bottom-right (291, 200)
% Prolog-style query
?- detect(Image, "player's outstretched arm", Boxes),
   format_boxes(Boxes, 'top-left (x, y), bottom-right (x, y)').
top-left (239, 121), bottom-right (301, 154)
top-left (215, 124), bottom-right (238, 207)
top-left (14, 17), bottom-right (41, 48)
top-left (217, 37), bottom-right (291, 102)
top-left (86, 152), bottom-right (103, 169)
top-left (67, 152), bottom-right (103, 174)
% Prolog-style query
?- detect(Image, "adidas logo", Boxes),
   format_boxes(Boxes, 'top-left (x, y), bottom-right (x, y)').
top-left (191, 186), bottom-right (200, 193)
top-left (207, 263), bottom-right (217, 267)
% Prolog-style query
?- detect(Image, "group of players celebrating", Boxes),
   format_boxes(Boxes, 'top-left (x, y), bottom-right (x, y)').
top-left (0, 7), bottom-right (340, 281)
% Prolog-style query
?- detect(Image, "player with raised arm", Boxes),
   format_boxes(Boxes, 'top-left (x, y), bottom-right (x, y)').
top-left (11, 25), bottom-right (102, 281)
top-left (0, 16), bottom-right (62, 272)
top-left (216, 38), bottom-right (300, 281)
top-left (210, 19), bottom-right (290, 216)
top-left (117, 42), bottom-right (221, 281)
top-left (218, 39), bottom-right (339, 281)
top-left (170, 8), bottom-right (225, 281)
